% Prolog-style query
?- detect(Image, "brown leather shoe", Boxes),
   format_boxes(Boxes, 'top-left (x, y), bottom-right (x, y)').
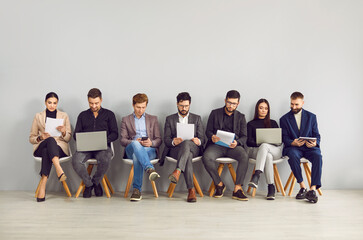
top-left (187, 188), bottom-right (197, 202)
top-left (168, 169), bottom-right (181, 183)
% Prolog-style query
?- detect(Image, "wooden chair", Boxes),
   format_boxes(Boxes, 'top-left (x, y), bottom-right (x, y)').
top-left (165, 156), bottom-right (204, 198)
top-left (208, 157), bottom-right (237, 197)
top-left (284, 157), bottom-right (323, 196)
top-left (247, 156), bottom-right (288, 197)
top-left (34, 148), bottom-right (72, 198)
top-left (123, 158), bottom-right (159, 198)
top-left (75, 143), bottom-right (115, 198)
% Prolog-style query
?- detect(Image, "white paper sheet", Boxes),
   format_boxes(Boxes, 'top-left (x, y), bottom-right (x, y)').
top-left (45, 118), bottom-right (64, 137)
top-left (216, 130), bottom-right (235, 145)
top-left (177, 123), bottom-right (194, 140)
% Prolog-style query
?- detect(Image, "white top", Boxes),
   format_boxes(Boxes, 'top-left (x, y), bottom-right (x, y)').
top-left (294, 110), bottom-right (302, 131)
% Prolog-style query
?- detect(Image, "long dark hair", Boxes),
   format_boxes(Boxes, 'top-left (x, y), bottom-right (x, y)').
top-left (253, 98), bottom-right (271, 128)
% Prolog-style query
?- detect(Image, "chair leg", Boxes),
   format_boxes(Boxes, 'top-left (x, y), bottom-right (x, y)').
top-left (193, 173), bottom-right (204, 197)
top-left (75, 181), bottom-right (84, 198)
top-left (227, 163), bottom-right (237, 183)
top-left (150, 180), bottom-right (158, 198)
top-left (274, 174), bottom-right (280, 192)
top-left (35, 179), bottom-right (41, 198)
top-left (209, 164), bottom-right (224, 197)
top-left (104, 175), bottom-right (114, 194)
top-left (124, 165), bottom-right (134, 198)
top-left (273, 164), bottom-right (285, 196)
top-left (61, 180), bottom-right (72, 197)
top-left (101, 177), bottom-right (111, 198)
top-left (284, 171), bottom-right (294, 193)
top-left (166, 182), bottom-right (173, 194)
top-left (168, 183), bottom-right (176, 198)
top-left (247, 167), bottom-right (256, 194)
top-left (288, 175), bottom-right (297, 196)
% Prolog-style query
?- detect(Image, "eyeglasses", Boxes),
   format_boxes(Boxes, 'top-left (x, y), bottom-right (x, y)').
top-left (226, 101), bottom-right (238, 106)
top-left (178, 104), bottom-right (189, 109)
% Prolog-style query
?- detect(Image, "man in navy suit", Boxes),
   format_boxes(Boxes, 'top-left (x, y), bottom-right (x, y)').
top-left (280, 92), bottom-right (322, 203)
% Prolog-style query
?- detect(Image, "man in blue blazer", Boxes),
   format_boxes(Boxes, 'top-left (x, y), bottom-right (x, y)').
top-left (280, 92), bottom-right (322, 203)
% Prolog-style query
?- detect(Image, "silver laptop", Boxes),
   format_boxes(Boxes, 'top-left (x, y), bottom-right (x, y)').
top-left (76, 131), bottom-right (107, 151)
top-left (256, 128), bottom-right (282, 145)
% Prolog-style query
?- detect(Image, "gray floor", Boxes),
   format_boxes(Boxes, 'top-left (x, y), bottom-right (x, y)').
top-left (0, 190), bottom-right (362, 240)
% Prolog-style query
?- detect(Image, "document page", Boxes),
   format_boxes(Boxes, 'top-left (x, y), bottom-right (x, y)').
top-left (216, 130), bottom-right (235, 148)
top-left (177, 123), bottom-right (194, 140)
top-left (45, 118), bottom-right (64, 137)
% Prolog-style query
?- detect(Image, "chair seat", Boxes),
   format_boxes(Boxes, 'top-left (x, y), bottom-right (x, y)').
top-left (248, 156), bottom-right (288, 165)
top-left (215, 157), bottom-right (237, 164)
top-left (165, 156), bottom-right (202, 164)
top-left (123, 158), bottom-right (160, 165)
top-left (34, 156), bottom-right (72, 164)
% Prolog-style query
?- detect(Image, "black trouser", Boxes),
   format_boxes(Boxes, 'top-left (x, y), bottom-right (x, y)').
top-left (34, 137), bottom-right (66, 177)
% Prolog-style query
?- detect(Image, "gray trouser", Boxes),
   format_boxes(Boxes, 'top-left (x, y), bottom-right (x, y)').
top-left (248, 143), bottom-right (282, 184)
top-left (72, 147), bottom-right (113, 187)
top-left (169, 140), bottom-right (200, 189)
top-left (202, 144), bottom-right (248, 186)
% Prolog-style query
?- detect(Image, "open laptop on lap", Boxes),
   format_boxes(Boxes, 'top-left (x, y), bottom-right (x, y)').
top-left (256, 128), bottom-right (282, 146)
top-left (76, 131), bottom-right (107, 151)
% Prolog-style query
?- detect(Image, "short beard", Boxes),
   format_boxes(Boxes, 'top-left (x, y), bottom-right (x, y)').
top-left (291, 108), bottom-right (302, 114)
top-left (224, 105), bottom-right (235, 114)
top-left (178, 109), bottom-right (189, 116)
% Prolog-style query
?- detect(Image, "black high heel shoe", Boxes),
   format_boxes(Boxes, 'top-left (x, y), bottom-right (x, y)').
top-left (58, 173), bottom-right (67, 182)
top-left (36, 192), bottom-right (46, 202)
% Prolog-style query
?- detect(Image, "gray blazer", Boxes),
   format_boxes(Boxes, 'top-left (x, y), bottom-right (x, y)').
top-left (160, 112), bottom-right (205, 166)
top-left (120, 113), bottom-right (162, 154)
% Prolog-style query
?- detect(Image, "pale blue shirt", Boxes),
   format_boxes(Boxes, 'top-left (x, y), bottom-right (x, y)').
top-left (133, 113), bottom-right (147, 140)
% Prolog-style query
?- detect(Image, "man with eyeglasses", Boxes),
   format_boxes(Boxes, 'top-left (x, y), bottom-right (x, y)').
top-left (202, 90), bottom-right (249, 201)
top-left (160, 92), bottom-right (205, 202)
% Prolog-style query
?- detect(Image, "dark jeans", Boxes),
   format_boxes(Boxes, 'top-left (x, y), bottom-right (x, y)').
top-left (72, 147), bottom-right (113, 187)
top-left (202, 144), bottom-right (248, 186)
top-left (34, 137), bottom-right (66, 177)
top-left (168, 140), bottom-right (200, 189)
top-left (285, 147), bottom-right (323, 189)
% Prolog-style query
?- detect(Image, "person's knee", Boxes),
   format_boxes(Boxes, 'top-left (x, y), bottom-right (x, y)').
top-left (259, 143), bottom-right (269, 152)
top-left (130, 141), bottom-right (142, 149)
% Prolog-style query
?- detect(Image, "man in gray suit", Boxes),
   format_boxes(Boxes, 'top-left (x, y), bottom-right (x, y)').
top-left (120, 93), bottom-right (162, 201)
top-left (160, 92), bottom-right (205, 202)
top-left (202, 90), bottom-right (249, 201)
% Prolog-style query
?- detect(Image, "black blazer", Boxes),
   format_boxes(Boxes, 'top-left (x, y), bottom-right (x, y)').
top-left (205, 107), bottom-right (247, 149)
top-left (160, 112), bottom-right (205, 166)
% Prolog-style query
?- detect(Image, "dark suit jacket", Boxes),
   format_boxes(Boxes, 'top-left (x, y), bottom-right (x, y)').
top-left (279, 109), bottom-right (321, 155)
top-left (120, 113), bottom-right (162, 154)
top-left (160, 112), bottom-right (205, 166)
top-left (205, 107), bottom-right (247, 149)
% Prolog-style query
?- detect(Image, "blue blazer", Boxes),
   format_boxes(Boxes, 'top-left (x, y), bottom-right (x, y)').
top-left (279, 109), bottom-right (321, 155)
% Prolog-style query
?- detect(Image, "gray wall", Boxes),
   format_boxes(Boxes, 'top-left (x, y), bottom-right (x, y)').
top-left (1, 0), bottom-right (362, 193)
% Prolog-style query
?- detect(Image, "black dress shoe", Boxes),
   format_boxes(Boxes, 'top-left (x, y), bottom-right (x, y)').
top-left (83, 185), bottom-right (93, 198)
top-left (266, 184), bottom-right (275, 200)
top-left (248, 173), bottom-right (260, 189)
top-left (296, 188), bottom-right (307, 199)
top-left (305, 190), bottom-right (318, 203)
top-left (214, 183), bottom-right (226, 198)
top-left (93, 183), bottom-right (103, 197)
